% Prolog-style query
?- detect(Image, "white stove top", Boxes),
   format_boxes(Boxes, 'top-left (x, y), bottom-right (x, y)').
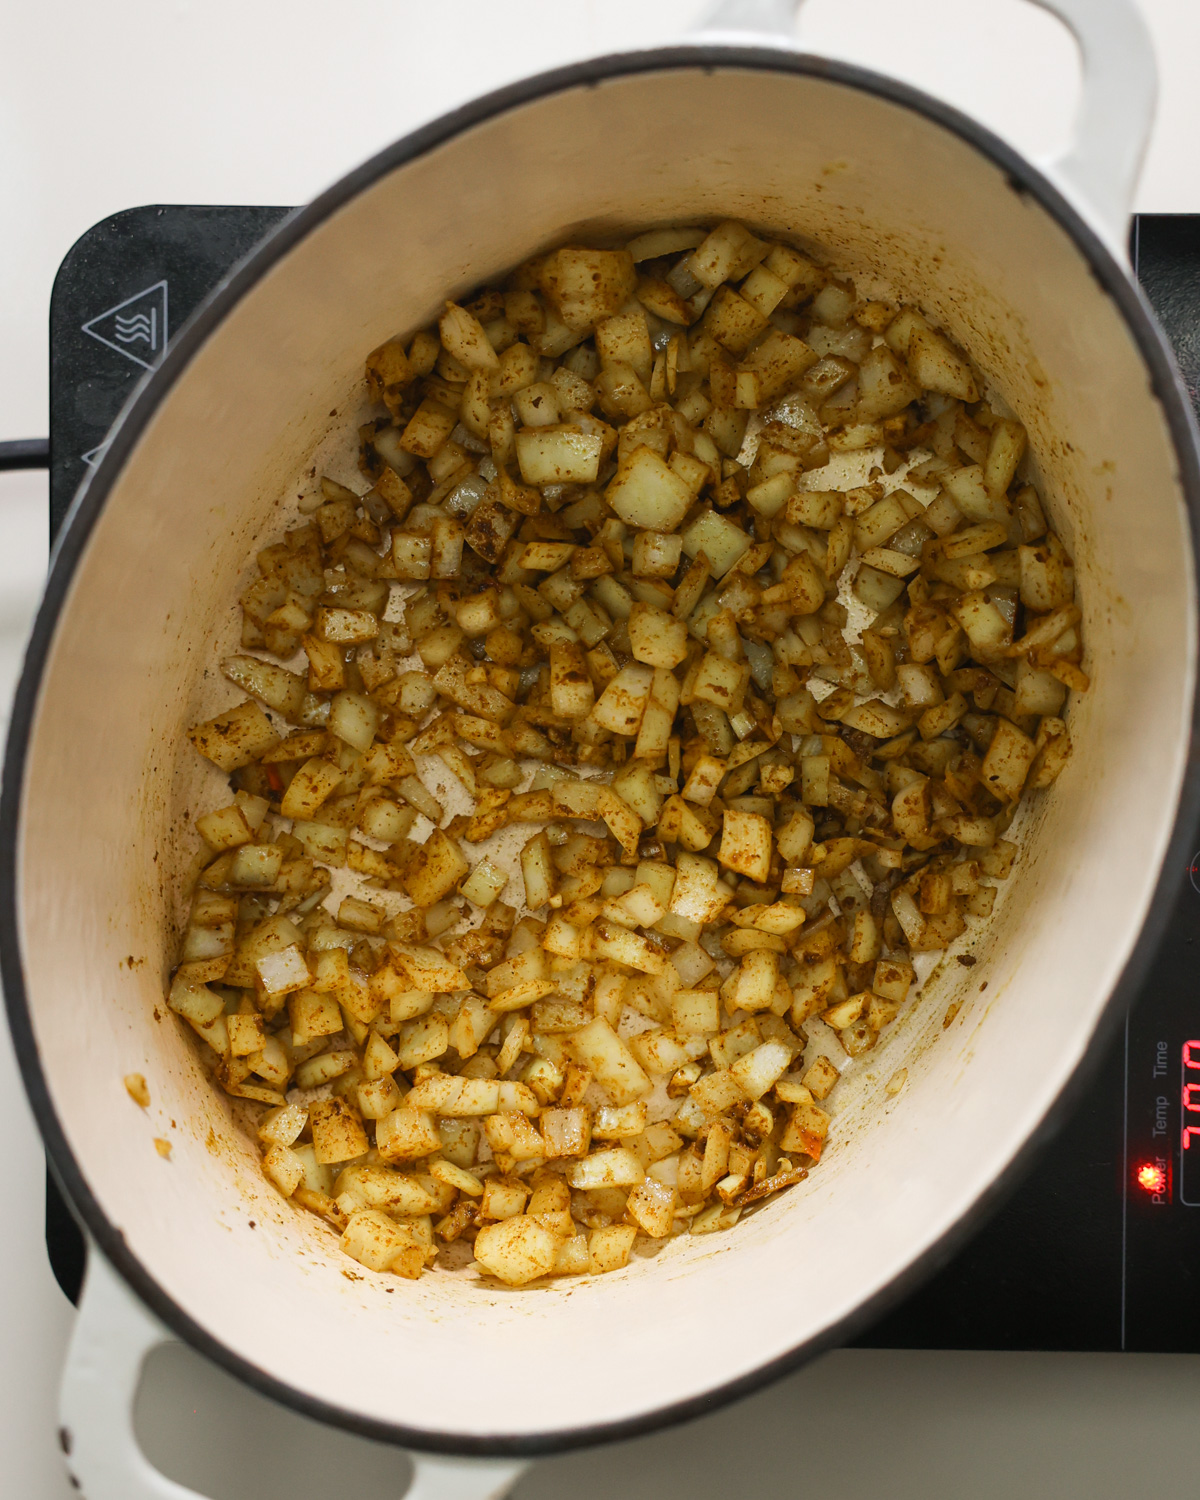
top-left (5, 3), bottom-right (1200, 1495)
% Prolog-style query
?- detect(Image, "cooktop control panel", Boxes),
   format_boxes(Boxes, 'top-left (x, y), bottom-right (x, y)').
top-left (45, 206), bottom-right (1200, 1354)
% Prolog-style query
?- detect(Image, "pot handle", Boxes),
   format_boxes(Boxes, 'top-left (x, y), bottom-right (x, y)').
top-left (60, 1249), bottom-right (528, 1500)
top-left (697, 0), bottom-right (1157, 257)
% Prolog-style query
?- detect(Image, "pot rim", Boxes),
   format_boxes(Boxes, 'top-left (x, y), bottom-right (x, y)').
top-left (5, 41), bottom-right (1200, 1459)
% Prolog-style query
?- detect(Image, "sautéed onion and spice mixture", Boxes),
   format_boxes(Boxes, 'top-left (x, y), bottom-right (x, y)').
top-left (167, 221), bottom-right (1083, 1286)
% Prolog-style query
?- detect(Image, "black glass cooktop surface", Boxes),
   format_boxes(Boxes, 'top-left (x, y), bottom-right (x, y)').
top-left (43, 206), bottom-right (1200, 1353)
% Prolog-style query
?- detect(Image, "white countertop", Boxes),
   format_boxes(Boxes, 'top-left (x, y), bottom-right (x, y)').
top-left (3, 3), bottom-right (1200, 1496)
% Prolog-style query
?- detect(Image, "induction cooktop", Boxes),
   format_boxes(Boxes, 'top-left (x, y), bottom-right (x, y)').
top-left (43, 206), bottom-right (1200, 1353)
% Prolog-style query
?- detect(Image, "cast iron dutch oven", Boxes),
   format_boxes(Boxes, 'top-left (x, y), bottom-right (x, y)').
top-left (4, 2), bottom-right (1197, 1496)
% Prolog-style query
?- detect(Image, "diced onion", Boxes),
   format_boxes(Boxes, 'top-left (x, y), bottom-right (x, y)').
top-left (175, 219), bottom-right (1082, 1291)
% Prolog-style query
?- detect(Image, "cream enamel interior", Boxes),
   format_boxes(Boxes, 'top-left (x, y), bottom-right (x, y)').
top-left (15, 64), bottom-right (1196, 1442)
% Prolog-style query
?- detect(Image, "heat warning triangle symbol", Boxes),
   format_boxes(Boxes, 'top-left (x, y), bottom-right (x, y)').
top-left (81, 280), bottom-right (169, 370)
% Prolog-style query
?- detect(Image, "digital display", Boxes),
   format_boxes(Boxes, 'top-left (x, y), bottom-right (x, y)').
top-left (1181, 1041), bottom-right (1200, 1206)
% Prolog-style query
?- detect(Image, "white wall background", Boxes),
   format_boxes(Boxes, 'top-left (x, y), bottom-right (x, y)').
top-left (3, 0), bottom-right (1200, 444)
top-left (3, 3), bottom-right (1200, 1497)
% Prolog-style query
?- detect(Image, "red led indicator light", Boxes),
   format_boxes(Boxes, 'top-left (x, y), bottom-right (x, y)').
top-left (1137, 1162), bottom-right (1167, 1194)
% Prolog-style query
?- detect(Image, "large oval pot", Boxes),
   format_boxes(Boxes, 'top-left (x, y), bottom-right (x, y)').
top-left (4, 3), bottom-right (1198, 1497)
